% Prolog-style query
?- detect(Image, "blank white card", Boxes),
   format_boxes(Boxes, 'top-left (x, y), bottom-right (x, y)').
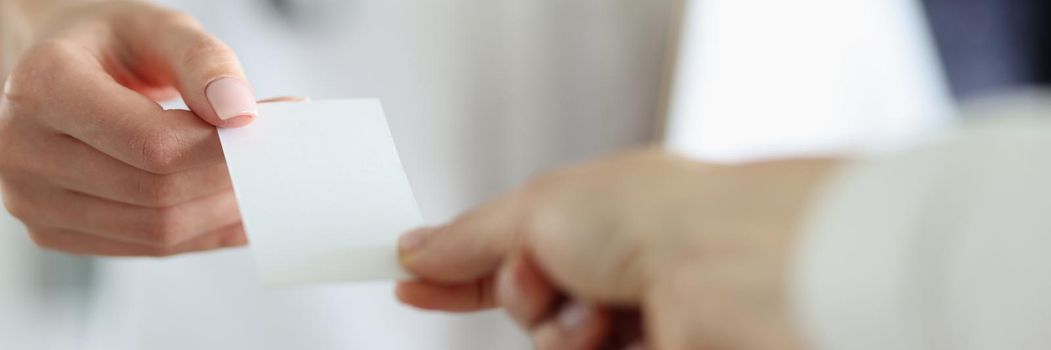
top-left (219, 99), bottom-right (420, 286)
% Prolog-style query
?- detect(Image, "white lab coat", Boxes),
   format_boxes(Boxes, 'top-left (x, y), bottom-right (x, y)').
top-left (1, 0), bottom-right (677, 349)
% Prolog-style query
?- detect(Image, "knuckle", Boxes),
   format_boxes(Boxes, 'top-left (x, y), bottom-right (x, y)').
top-left (3, 39), bottom-right (80, 107)
top-left (131, 129), bottom-right (183, 174)
top-left (133, 173), bottom-right (181, 207)
top-left (142, 9), bottom-right (242, 76)
top-left (128, 5), bottom-right (199, 34)
top-left (521, 180), bottom-right (580, 237)
top-left (140, 207), bottom-right (187, 246)
top-left (521, 197), bottom-right (569, 242)
top-left (178, 35), bottom-right (236, 71)
top-left (152, 9), bottom-right (200, 31)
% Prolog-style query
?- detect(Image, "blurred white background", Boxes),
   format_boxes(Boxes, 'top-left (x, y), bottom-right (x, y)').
top-left (0, 0), bottom-right (992, 348)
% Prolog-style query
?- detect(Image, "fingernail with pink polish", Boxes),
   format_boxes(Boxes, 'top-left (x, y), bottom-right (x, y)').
top-left (206, 77), bottom-right (257, 121)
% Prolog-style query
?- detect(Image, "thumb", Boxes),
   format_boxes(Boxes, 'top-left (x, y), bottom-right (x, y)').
top-left (129, 12), bottom-right (257, 128)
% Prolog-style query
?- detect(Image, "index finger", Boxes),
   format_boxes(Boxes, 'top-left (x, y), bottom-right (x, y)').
top-left (4, 40), bottom-right (222, 174)
top-left (398, 190), bottom-right (533, 284)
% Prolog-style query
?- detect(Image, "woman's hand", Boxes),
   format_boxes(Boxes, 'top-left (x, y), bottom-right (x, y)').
top-left (0, 0), bottom-right (257, 256)
top-left (397, 150), bottom-right (838, 349)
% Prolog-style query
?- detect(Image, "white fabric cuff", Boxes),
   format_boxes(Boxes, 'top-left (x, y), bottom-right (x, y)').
top-left (792, 99), bottom-right (1051, 350)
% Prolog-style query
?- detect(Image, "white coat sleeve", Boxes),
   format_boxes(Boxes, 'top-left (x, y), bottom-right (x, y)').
top-left (792, 101), bottom-right (1051, 350)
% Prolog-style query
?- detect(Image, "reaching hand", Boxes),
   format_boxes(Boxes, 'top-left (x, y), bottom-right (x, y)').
top-left (398, 150), bottom-right (837, 349)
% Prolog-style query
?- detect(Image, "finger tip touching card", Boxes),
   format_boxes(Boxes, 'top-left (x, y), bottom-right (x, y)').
top-left (218, 99), bottom-right (421, 286)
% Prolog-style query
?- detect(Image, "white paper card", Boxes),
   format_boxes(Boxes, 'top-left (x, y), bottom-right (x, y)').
top-left (218, 99), bottom-right (420, 286)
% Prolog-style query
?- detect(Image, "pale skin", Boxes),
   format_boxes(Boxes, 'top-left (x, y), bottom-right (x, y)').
top-left (2, 0), bottom-right (841, 348)
top-left (397, 151), bottom-right (839, 349)
top-left (0, 0), bottom-right (258, 256)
